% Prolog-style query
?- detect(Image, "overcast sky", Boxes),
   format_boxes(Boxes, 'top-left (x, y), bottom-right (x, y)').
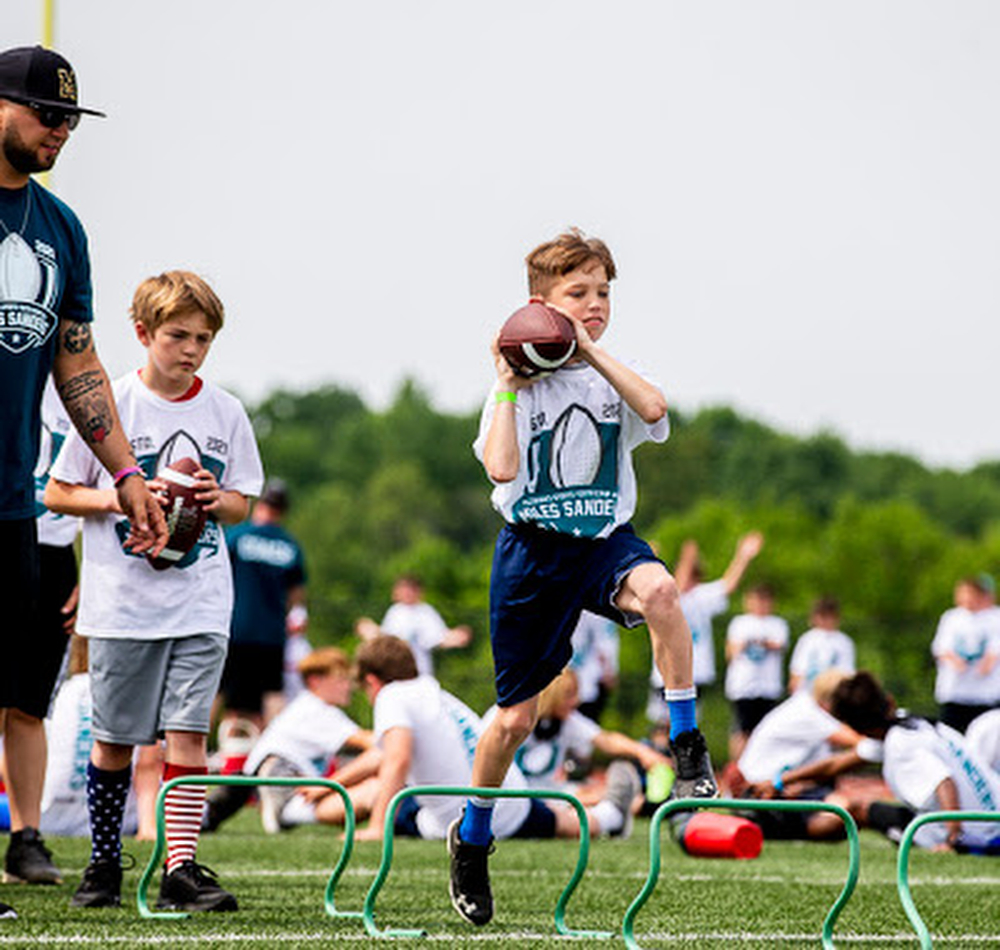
top-left (5, 2), bottom-right (999, 470)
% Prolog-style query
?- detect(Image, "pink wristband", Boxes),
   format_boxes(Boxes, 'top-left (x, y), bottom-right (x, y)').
top-left (113, 465), bottom-right (143, 486)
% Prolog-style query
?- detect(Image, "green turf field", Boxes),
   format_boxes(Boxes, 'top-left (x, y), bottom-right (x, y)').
top-left (0, 809), bottom-right (997, 948)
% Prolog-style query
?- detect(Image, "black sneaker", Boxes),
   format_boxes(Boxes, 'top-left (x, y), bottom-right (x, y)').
top-left (3, 827), bottom-right (62, 884)
top-left (668, 729), bottom-right (719, 800)
top-left (71, 860), bottom-right (123, 909)
top-left (447, 818), bottom-right (493, 926)
top-left (156, 861), bottom-right (238, 912)
top-left (0, 902), bottom-right (16, 920)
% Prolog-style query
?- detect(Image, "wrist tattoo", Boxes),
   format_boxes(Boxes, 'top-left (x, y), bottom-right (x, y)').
top-left (60, 322), bottom-right (93, 355)
top-left (58, 371), bottom-right (115, 445)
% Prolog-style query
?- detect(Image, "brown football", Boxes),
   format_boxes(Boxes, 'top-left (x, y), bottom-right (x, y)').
top-left (146, 456), bottom-right (208, 571)
top-left (498, 302), bottom-right (577, 377)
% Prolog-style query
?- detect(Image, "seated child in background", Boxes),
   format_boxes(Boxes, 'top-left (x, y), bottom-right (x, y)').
top-left (726, 670), bottom-right (882, 840)
top-left (205, 646), bottom-right (373, 833)
top-left (788, 598), bottom-right (856, 695)
top-left (298, 637), bottom-right (642, 844)
top-left (488, 669), bottom-right (669, 813)
top-left (46, 271), bottom-right (264, 911)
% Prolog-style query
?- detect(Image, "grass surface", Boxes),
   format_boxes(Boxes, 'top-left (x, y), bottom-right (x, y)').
top-left (0, 809), bottom-right (997, 948)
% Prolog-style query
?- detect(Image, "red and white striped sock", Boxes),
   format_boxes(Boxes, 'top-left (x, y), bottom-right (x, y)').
top-left (163, 763), bottom-right (207, 874)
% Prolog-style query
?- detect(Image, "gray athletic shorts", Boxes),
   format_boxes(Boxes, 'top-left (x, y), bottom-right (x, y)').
top-left (88, 634), bottom-right (228, 746)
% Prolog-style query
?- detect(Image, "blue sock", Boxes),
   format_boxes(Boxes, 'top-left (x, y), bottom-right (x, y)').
top-left (86, 761), bottom-right (132, 865)
top-left (664, 688), bottom-right (698, 740)
top-left (459, 798), bottom-right (494, 846)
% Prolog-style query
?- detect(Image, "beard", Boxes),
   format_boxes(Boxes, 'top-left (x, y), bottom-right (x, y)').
top-left (2, 125), bottom-right (56, 174)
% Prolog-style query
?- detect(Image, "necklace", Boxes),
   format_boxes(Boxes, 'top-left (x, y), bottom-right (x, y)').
top-left (0, 184), bottom-right (32, 239)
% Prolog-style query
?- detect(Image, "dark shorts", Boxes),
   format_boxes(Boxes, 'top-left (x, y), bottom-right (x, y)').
top-left (939, 702), bottom-right (992, 734)
top-left (490, 522), bottom-right (661, 707)
top-left (0, 519), bottom-right (42, 714)
top-left (508, 798), bottom-right (558, 839)
top-left (744, 785), bottom-right (832, 840)
top-left (27, 543), bottom-right (77, 718)
top-left (732, 698), bottom-right (778, 735)
top-left (220, 642), bottom-right (285, 714)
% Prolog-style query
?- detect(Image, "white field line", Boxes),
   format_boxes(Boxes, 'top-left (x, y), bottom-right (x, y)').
top-left (1, 932), bottom-right (999, 945)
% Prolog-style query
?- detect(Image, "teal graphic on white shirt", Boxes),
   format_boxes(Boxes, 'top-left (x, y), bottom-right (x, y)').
top-left (512, 404), bottom-right (620, 538)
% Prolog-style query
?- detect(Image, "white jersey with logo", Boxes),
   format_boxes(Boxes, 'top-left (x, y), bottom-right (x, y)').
top-left (50, 371), bottom-right (264, 640)
top-left (883, 719), bottom-right (1000, 850)
top-left (380, 602), bottom-right (448, 678)
top-left (473, 361), bottom-right (669, 540)
top-left (788, 628), bottom-right (857, 693)
top-left (484, 705), bottom-right (601, 791)
top-left (244, 689), bottom-right (361, 776)
top-left (373, 676), bottom-right (530, 839)
top-left (966, 709), bottom-right (1000, 774)
top-left (737, 689), bottom-right (881, 783)
top-left (35, 378), bottom-right (81, 548)
top-left (724, 613), bottom-right (789, 701)
top-left (931, 606), bottom-right (999, 705)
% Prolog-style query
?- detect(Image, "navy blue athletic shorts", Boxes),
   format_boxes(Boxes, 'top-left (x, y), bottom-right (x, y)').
top-left (489, 522), bottom-right (662, 707)
top-left (0, 518), bottom-right (41, 713)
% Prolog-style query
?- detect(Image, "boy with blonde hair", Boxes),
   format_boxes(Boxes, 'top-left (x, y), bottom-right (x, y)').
top-left (46, 270), bottom-right (263, 911)
top-left (450, 230), bottom-right (716, 927)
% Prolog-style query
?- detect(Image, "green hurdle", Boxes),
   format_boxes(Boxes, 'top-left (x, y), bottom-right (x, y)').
top-left (622, 798), bottom-right (861, 950)
top-left (137, 774), bottom-right (359, 920)
top-left (896, 809), bottom-right (1000, 949)
top-left (361, 784), bottom-right (614, 940)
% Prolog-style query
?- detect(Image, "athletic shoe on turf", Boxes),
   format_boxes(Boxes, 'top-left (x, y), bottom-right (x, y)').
top-left (603, 759), bottom-right (643, 839)
top-left (257, 755), bottom-right (301, 835)
top-left (447, 818), bottom-right (494, 926)
top-left (0, 902), bottom-right (17, 920)
top-left (155, 861), bottom-right (238, 912)
top-left (3, 827), bottom-right (62, 884)
top-left (668, 729), bottom-right (719, 801)
top-left (70, 860), bottom-right (122, 908)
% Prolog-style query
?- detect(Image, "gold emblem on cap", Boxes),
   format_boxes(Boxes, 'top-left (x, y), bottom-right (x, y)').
top-left (56, 67), bottom-right (77, 102)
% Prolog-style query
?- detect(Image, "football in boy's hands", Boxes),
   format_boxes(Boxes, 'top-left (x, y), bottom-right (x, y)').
top-left (498, 302), bottom-right (577, 377)
top-left (146, 456), bottom-right (207, 571)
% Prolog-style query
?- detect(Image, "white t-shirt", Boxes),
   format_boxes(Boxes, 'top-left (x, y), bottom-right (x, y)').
top-left (40, 673), bottom-right (137, 836)
top-left (724, 614), bottom-right (789, 701)
top-left (484, 706), bottom-right (601, 791)
top-left (737, 690), bottom-right (881, 784)
top-left (35, 378), bottom-right (81, 548)
top-left (380, 602), bottom-right (449, 678)
top-left (883, 719), bottom-right (1000, 850)
top-left (788, 628), bottom-right (857, 693)
top-left (373, 676), bottom-right (529, 839)
top-left (966, 709), bottom-right (1000, 773)
top-left (473, 361), bottom-right (669, 540)
top-left (931, 606), bottom-right (999, 705)
top-left (650, 580), bottom-right (729, 696)
top-left (50, 372), bottom-right (264, 640)
top-left (570, 611), bottom-right (619, 704)
top-left (244, 689), bottom-right (361, 776)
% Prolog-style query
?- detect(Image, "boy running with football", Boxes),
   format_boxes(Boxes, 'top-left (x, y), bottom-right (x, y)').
top-left (45, 271), bottom-right (263, 911)
top-left (449, 229), bottom-right (717, 926)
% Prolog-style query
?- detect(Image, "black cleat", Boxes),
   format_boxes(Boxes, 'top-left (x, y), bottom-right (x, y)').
top-left (0, 902), bottom-right (17, 920)
top-left (71, 860), bottom-right (122, 908)
top-left (156, 861), bottom-right (238, 912)
top-left (4, 827), bottom-right (62, 885)
top-left (447, 818), bottom-right (493, 926)
top-left (668, 729), bottom-right (719, 800)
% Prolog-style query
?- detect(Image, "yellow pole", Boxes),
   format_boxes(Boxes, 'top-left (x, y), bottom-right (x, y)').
top-left (37, 0), bottom-right (55, 188)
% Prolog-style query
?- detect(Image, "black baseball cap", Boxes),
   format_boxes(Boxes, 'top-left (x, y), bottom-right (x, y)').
top-left (259, 479), bottom-right (290, 512)
top-left (0, 46), bottom-right (105, 117)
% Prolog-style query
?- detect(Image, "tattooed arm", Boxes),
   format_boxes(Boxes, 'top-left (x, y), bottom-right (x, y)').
top-left (51, 318), bottom-right (168, 554)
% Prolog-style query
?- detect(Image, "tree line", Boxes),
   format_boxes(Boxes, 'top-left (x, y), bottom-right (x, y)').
top-left (248, 380), bottom-right (1000, 752)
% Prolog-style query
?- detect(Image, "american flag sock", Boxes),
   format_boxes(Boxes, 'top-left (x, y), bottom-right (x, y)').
top-left (163, 763), bottom-right (208, 874)
top-left (86, 762), bottom-right (131, 865)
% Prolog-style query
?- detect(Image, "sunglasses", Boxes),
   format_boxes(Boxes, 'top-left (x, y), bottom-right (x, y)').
top-left (8, 97), bottom-right (81, 130)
